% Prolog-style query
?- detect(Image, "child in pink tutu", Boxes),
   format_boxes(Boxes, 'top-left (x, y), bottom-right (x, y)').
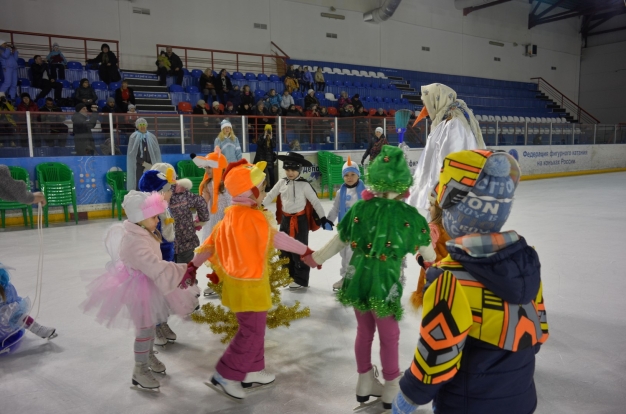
top-left (82, 190), bottom-right (199, 391)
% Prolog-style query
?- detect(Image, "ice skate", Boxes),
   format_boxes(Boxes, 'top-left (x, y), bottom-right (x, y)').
top-left (381, 376), bottom-right (401, 411)
top-left (27, 320), bottom-right (58, 340)
top-left (131, 362), bottom-right (160, 391)
top-left (288, 281), bottom-right (306, 290)
top-left (241, 369), bottom-right (275, 389)
top-left (204, 286), bottom-right (217, 297)
top-left (205, 372), bottom-right (245, 401)
top-left (353, 365), bottom-right (383, 411)
top-left (159, 322), bottom-right (177, 341)
top-left (154, 325), bottom-right (168, 347)
top-left (332, 277), bottom-right (344, 291)
top-left (149, 351), bottom-right (166, 374)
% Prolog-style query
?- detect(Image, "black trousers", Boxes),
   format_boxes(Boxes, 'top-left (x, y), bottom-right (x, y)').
top-left (279, 214), bottom-right (310, 287)
top-left (170, 69), bottom-right (184, 85)
top-left (50, 64), bottom-right (65, 80)
top-left (35, 80), bottom-right (63, 101)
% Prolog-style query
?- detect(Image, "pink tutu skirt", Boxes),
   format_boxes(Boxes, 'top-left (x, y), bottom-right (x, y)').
top-left (82, 262), bottom-right (198, 330)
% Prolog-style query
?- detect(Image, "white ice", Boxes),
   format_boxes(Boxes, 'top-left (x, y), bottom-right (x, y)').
top-left (1, 172), bottom-right (626, 414)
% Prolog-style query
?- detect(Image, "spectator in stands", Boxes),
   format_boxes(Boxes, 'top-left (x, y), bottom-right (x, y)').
top-left (210, 101), bottom-right (223, 116)
top-left (100, 97), bottom-right (118, 135)
top-left (15, 93), bottom-right (39, 147)
top-left (253, 124), bottom-right (276, 191)
top-left (284, 67), bottom-right (299, 94)
top-left (340, 104), bottom-right (355, 117)
top-left (253, 101), bottom-right (269, 136)
top-left (199, 68), bottom-right (217, 103)
top-left (0, 95), bottom-right (17, 147)
top-left (74, 78), bottom-right (97, 107)
top-left (355, 106), bottom-right (368, 117)
top-left (0, 40), bottom-right (19, 102)
top-left (193, 99), bottom-right (209, 117)
top-left (38, 97), bottom-right (67, 147)
top-left (285, 104), bottom-right (303, 117)
top-left (294, 65), bottom-right (302, 81)
top-left (224, 101), bottom-right (237, 115)
top-left (45, 43), bottom-right (67, 80)
top-left (228, 84), bottom-right (242, 109)
top-left (165, 47), bottom-right (184, 86)
top-left (264, 89), bottom-right (281, 108)
top-left (238, 102), bottom-right (253, 116)
top-left (72, 103), bottom-right (97, 156)
top-left (319, 106), bottom-right (329, 117)
top-left (300, 66), bottom-right (314, 93)
top-left (114, 80), bottom-right (135, 113)
top-left (533, 135), bottom-right (543, 145)
top-left (88, 43), bottom-right (121, 85)
top-left (31, 55), bottom-right (63, 102)
top-left (119, 104), bottom-right (138, 135)
top-left (214, 69), bottom-right (232, 104)
top-left (373, 107), bottom-right (386, 117)
top-left (155, 51), bottom-right (170, 86)
top-left (192, 99), bottom-right (210, 139)
top-left (254, 100), bottom-right (268, 117)
top-left (17, 92), bottom-right (39, 112)
top-left (355, 106), bottom-right (369, 143)
top-left (361, 127), bottom-right (389, 165)
top-left (351, 94), bottom-right (363, 112)
top-left (240, 84), bottom-right (254, 108)
top-left (304, 89), bottom-right (320, 110)
top-left (309, 104), bottom-right (321, 117)
top-left (281, 90), bottom-right (294, 114)
top-left (315, 67), bottom-right (326, 91)
top-left (338, 91), bottom-right (351, 108)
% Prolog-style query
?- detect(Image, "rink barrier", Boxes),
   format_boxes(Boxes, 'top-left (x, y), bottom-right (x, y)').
top-left (520, 167), bottom-right (626, 181)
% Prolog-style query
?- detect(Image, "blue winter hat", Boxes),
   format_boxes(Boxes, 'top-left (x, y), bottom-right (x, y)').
top-left (138, 170), bottom-right (173, 193)
top-left (342, 156), bottom-right (360, 177)
top-left (442, 152), bottom-right (520, 238)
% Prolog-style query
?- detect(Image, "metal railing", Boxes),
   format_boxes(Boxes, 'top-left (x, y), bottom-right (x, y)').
top-left (531, 77), bottom-right (600, 124)
top-left (155, 44), bottom-right (289, 75)
top-left (1, 112), bottom-right (624, 159)
top-left (0, 30), bottom-right (120, 66)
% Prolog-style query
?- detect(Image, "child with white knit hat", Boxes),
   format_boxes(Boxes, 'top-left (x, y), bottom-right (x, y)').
top-left (327, 156), bottom-right (366, 291)
top-left (214, 119), bottom-right (242, 163)
top-left (82, 190), bottom-right (199, 391)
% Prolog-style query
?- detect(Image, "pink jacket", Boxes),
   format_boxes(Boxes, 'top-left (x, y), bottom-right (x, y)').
top-left (120, 220), bottom-right (187, 295)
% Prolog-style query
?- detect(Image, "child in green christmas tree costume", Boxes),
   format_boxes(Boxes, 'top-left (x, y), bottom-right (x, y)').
top-left (302, 145), bottom-right (436, 412)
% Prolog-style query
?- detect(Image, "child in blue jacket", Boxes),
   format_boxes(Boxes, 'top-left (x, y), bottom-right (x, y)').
top-left (393, 149), bottom-right (549, 414)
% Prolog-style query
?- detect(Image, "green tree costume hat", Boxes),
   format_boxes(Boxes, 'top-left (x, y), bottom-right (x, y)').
top-left (364, 145), bottom-right (413, 193)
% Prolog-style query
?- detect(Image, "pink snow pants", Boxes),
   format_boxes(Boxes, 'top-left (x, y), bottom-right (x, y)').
top-left (216, 311), bottom-right (267, 381)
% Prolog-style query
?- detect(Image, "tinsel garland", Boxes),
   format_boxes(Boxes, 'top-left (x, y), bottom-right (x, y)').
top-left (191, 249), bottom-right (310, 343)
top-left (336, 290), bottom-right (404, 321)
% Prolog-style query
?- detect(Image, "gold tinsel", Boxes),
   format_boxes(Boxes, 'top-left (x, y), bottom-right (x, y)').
top-left (191, 249), bottom-right (310, 343)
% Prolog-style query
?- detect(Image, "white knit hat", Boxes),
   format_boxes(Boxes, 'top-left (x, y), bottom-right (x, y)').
top-left (220, 119), bottom-right (232, 130)
top-left (122, 191), bottom-right (167, 223)
top-left (375, 127), bottom-right (383, 134)
top-left (135, 118), bottom-right (148, 128)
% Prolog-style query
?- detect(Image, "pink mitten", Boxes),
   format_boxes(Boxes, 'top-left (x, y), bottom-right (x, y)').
top-left (179, 263), bottom-right (198, 289)
top-left (301, 248), bottom-right (322, 269)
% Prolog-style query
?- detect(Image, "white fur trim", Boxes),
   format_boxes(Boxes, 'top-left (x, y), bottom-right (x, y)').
top-left (177, 178), bottom-right (193, 191)
top-left (192, 157), bottom-right (218, 168)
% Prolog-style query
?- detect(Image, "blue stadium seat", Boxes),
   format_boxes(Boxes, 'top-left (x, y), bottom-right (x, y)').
top-left (257, 73), bottom-right (268, 81)
top-left (186, 85), bottom-right (199, 93)
top-left (97, 99), bottom-right (107, 109)
top-left (109, 82), bottom-right (121, 91)
top-left (91, 81), bottom-right (107, 90)
top-left (67, 61), bottom-right (82, 70)
top-left (169, 84), bottom-right (184, 92)
top-left (232, 72), bottom-right (244, 80)
top-left (17, 58), bottom-right (26, 67)
top-left (182, 68), bottom-right (190, 76)
top-left (269, 74), bottom-right (280, 82)
top-left (72, 80), bottom-right (81, 89)
top-left (191, 69), bottom-right (203, 78)
top-left (245, 73), bottom-right (256, 80)
top-left (58, 79), bottom-right (71, 89)
top-left (19, 78), bottom-right (30, 87)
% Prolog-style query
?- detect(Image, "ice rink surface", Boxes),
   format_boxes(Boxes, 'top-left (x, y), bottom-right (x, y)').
top-left (1, 172), bottom-right (625, 414)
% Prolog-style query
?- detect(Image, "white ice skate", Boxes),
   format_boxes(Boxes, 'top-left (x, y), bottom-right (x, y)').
top-left (353, 365), bottom-right (384, 411)
top-left (131, 362), bottom-right (160, 391)
top-left (27, 320), bottom-right (57, 340)
top-left (332, 277), bottom-right (344, 292)
top-left (288, 281), bottom-right (306, 290)
top-left (159, 322), bottom-right (177, 341)
top-left (241, 369), bottom-right (275, 389)
top-left (149, 351), bottom-right (166, 374)
top-left (154, 325), bottom-right (168, 347)
top-left (381, 376), bottom-right (401, 411)
top-left (205, 373), bottom-right (245, 402)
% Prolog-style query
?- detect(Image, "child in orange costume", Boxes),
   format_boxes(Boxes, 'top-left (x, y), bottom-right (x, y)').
top-left (410, 191), bottom-right (451, 310)
top-left (190, 159), bottom-right (313, 401)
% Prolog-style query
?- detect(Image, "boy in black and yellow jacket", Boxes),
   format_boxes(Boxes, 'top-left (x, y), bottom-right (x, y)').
top-left (392, 149), bottom-right (549, 414)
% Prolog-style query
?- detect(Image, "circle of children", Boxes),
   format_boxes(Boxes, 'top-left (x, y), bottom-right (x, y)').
top-left (0, 83), bottom-right (549, 414)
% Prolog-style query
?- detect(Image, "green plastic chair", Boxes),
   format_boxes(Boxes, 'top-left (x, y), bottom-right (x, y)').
top-left (317, 151), bottom-right (345, 199)
top-left (106, 171), bottom-right (129, 221)
top-left (36, 162), bottom-right (78, 227)
top-left (0, 166), bottom-right (34, 229)
top-left (177, 160), bottom-right (205, 195)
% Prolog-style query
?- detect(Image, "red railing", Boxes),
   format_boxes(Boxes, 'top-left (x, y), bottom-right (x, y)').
top-left (0, 30), bottom-right (120, 66)
top-left (531, 77), bottom-right (600, 124)
top-left (155, 44), bottom-right (289, 76)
